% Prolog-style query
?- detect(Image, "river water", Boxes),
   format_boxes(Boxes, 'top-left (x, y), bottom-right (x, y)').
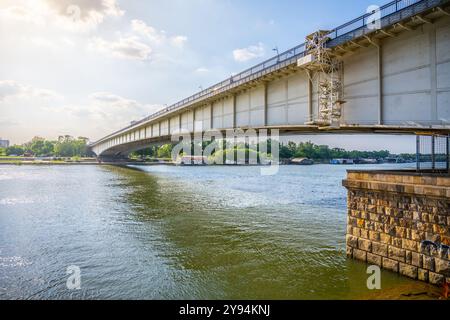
top-left (0, 164), bottom-right (441, 300)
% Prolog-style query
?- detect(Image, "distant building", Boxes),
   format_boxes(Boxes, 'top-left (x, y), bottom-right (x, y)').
top-left (290, 158), bottom-right (314, 165)
top-left (330, 159), bottom-right (354, 165)
top-left (0, 139), bottom-right (9, 148)
top-left (353, 158), bottom-right (378, 165)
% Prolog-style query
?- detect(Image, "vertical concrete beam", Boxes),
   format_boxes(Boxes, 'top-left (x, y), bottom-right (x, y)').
top-left (430, 25), bottom-right (438, 122)
top-left (377, 43), bottom-right (383, 125)
top-left (210, 103), bottom-right (214, 129)
top-left (192, 109), bottom-right (196, 132)
top-left (285, 79), bottom-right (289, 123)
top-left (307, 71), bottom-right (313, 122)
top-left (247, 90), bottom-right (251, 127)
top-left (263, 82), bottom-right (268, 126)
top-left (366, 36), bottom-right (383, 125)
top-left (232, 94), bottom-right (237, 128)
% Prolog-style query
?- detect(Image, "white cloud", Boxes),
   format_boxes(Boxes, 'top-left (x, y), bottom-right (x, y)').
top-left (87, 20), bottom-right (187, 61)
top-left (27, 35), bottom-right (77, 51)
top-left (195, 67), bottom-right (210, 73)
top-left (170, 35), bottom-right (188, 48)
top-left (44, 0), bottom-right (124, 20)
top-left (53, 92), bottom-right (163, 129)
top-left (61, 37), bottom-right (76, 47)
top-left (89, 92), bottom-right (142, 108)
top-left (131, 19), bottom-right (165, 44)
top-left (0, 0), bottom-right (124, 32)
top-left (88, 36), bottom-right (152, 61)
top-left (0, 119), bottom-right (20, 128)
top-left (0, 4), bottom-right (45, 25)
top-left (0, 80), bottom-right (62, 102)
top-left (88, 92), bottom-right (163, 117)
top-left (131, 19), bottom-right (187, 48)
top-left (233, 42), bottom-right (265, 62)
top-left (30, 36), bottom-right (77, 50)
top-left (31, 37), bottom-right (58, 49)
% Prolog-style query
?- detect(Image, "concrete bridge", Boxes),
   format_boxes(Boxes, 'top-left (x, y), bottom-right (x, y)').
top-left (90, 0), bottom-right (450, 158)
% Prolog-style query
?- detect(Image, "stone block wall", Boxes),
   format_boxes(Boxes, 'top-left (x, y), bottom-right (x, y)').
top-left (343, 170), bottom-right (450, 285)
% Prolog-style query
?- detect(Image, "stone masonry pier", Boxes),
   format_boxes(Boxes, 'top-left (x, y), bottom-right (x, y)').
top-left (343, 170), bottom-right (450, 285)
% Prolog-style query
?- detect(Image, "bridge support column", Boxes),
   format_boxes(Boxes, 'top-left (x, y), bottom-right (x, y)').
top-left (307, 71), bottom-right (313, 123)
top-left (263, 82), bottom-right (268, 126)
top-left (210, 103), bottom-right (214, 130)
top-left (377, 44), bottom-right (383, 125)
top-left (430, 24), bottom-right (438, 122)
top-left (365, 36), bottom-right (383, 125)
top-left (344, 170), bottom-right (450, 285)
top-left (232, 94), bottom-right (237, 128)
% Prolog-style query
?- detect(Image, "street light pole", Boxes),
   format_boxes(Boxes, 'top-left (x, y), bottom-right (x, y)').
top-left (273, 47), bottom-right (279, 63)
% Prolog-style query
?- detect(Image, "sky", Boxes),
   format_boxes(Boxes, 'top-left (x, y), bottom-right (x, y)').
top-left (0, 0), bottom-right (415, 153)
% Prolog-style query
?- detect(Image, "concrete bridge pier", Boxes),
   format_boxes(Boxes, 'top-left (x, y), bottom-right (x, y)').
top-left (344, 170), bottom-right (450, 285)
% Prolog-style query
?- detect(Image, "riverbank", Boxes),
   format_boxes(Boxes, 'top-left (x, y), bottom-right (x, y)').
top-left (0, 156), bottom-right (418, 167)
top-left (0, 157), bottom-right (176, 166)
top-left (0, 159), bottom-right (417, 168)
top-left (0, 160), bottom-right (177, 166)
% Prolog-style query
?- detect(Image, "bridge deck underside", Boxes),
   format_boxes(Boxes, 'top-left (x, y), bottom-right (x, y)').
top-left (98, 125), bottom-right (448, 157)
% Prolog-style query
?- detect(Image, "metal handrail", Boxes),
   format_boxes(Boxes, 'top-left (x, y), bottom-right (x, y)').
top-left (327, 0), bottom-right (444, 46)
top-left (328, 0), bottom-right (421, 39)
top-left (92, 0), bottom-right (446, 146)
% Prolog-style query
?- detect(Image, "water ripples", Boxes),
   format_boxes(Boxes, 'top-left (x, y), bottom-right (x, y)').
top-left (0, 256), bottom-right (32, 268)
top-left (0, 163), bottom-right (437, 300)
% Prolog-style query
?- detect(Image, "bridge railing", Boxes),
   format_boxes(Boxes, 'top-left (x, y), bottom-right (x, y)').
top-left (327, 0), bottom-right (444, 46)
top-left (136, 42), bottom-right (306, 122)
top-left (92, 0), bottom-right (447, 146)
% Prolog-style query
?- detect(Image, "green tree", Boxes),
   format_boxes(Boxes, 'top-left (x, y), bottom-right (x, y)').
top-left (295, 141), bottom-right (316, 158)
top-left (280, 143), bottom-right (294, 159)
top-left (54, 136), bottom-right (74, 157)
top-left (314, 145), bottom-right (332, 160)
top-left (53, 136), bottom-right (89, 157)
top-left (130, 146), bottom-right (157, 158)
top-left (30, 137), bottom-right (45, 155)
top-left (157, 144), bottom-right (173, 158)
top-left (6, 145), bottom-right (24, 156)
top-left (29, 137), bottom-right (55, 156)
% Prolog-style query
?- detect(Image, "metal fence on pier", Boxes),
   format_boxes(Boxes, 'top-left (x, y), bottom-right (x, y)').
top-left (416, 134), bottom-right (450, 173)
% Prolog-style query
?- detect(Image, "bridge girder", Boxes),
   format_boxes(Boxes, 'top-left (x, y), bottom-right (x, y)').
top-left (91, 0), bottom-right (450, 158)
